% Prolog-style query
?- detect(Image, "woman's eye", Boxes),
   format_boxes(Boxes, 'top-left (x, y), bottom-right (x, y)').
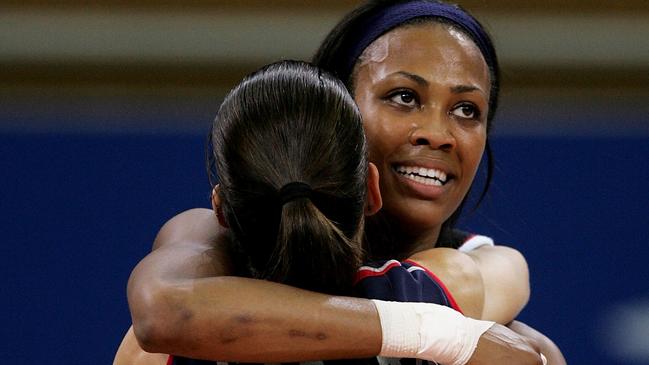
top-left (451, 104), bottom-right (480, 119)
top-left (388, 91), bottom-right (417, 107)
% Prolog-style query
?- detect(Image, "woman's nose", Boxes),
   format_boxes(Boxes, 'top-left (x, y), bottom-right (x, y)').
top-left (408, 112), bottom-right (456, 151)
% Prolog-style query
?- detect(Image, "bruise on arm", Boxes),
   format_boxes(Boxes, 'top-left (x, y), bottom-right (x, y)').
top-left (127, 208), bottom-right (234, 351)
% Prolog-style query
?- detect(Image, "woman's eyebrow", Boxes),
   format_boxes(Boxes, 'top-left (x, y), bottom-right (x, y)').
top-left (392, 72), bottom-right (485, 96)
top-left (395, 71), bottom-right (428, 86)
top-left (451, 85), bottom-right (484, 94)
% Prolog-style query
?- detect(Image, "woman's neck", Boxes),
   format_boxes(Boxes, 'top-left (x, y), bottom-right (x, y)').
top-left (363, 211), bottom-right (442, 261)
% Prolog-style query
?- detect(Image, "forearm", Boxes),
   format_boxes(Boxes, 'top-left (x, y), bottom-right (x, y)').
top-left (135, 275), bottom-right (382, 362)
top-left (114, 326), bottom-right (167, 365)
top-left (127, 210), bottom-right (537, 363)
top-left (127, 209), bottom-right (381, 361)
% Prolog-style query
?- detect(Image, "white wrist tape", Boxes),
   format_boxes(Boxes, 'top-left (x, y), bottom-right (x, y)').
top-left (372, 300), bottom-right (494, 365)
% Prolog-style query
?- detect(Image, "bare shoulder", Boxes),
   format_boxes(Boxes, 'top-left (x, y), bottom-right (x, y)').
top-left (469, 244), bottom-right (529, 284)
top-left (466, 243), bottom-right (530, 323)
top-left (153, 208), bottom-right (223, 250)
top-left (131, 207), bottom-right (234, 281)
top-left (409, 247), bottom-right (463, 262)
top-left (470, 244), bottom-right (528, 267)
top-left (480, 244), bottom-right (522, 255)
top-left (408, 247), bottom-right (484, 318)
top-left (493, 244), bottom-right (525, 257)
top-left (408, 247), bottom-right (480, 280)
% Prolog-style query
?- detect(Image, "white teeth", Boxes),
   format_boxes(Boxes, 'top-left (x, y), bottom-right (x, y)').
top-left (394, 165), bottom-right (448, 185)
top-left (407, 174), bottom-right (442, 186)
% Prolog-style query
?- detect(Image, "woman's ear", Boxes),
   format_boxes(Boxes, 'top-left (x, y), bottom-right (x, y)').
top-left (211, 185), bottom-right (229, 228)
top-left (365, 162), bottom-right (382, 216)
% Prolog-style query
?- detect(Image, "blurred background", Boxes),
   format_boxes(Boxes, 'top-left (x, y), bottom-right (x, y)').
top-left (2, 1), bottom-right (648, 363)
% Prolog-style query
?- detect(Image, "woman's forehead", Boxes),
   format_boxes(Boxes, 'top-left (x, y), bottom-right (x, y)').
top-left (356, 22), bottom-right (489, 88)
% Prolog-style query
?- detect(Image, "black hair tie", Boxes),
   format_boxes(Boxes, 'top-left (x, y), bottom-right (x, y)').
top-left (278, 182), bottom-right (312, 206)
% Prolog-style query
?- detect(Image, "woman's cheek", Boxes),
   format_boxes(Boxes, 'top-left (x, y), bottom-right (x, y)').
top-left (461, 131), bottom-right (487, 177)
top-left (363, 114), bottom-right (391, 154)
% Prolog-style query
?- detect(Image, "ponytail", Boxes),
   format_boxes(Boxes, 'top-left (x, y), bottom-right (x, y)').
top-left (262, 199), bottom-right (362, 295)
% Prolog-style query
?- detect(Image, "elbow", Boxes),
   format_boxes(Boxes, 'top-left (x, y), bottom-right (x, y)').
top-left (131, 314), bottom-right (168, 353)
top-left (129, 292), bottom-right (173, 353)
top-left (128, 278), bottom-right (187, 353)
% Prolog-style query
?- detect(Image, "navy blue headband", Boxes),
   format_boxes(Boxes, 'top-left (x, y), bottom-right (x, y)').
top-left (342, 1), bottom-right (496, 81)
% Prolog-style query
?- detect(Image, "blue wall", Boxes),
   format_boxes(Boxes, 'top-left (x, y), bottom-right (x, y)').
top-left (2, 132), bottom-right (648, 364)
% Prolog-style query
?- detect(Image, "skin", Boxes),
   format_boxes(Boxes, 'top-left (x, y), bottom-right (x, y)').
top-left (115, 327), bottom-right (167, 365)
top-left (115, 210), bottom-right (534, 365)
top-left (118, 23), bottom-right (560, 365)
top-left (410, 245), bottom-right (530, 324)
top-left (509, 321), bottom-right (568, 365)
top-left (118, 211), bottom-right (543, 364)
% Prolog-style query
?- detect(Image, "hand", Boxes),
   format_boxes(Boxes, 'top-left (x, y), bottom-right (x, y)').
top-left (508, 320), bottom-right (566, 365)
top-left (468, 323), bottom-right (545, 365)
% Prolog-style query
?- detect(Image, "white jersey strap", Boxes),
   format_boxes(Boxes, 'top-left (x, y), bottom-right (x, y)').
top-left (458, 234), bottom-right (494, 252)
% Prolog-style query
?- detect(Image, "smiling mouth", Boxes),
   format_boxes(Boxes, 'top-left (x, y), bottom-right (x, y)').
top-left (394, 165), bottom-right (449, 186)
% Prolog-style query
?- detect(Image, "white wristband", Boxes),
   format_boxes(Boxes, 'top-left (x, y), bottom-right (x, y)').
top-left (371, 300), bottom-right (494, 365)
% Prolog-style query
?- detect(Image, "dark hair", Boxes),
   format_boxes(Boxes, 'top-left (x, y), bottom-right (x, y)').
top-left (312, 0), bottom-right (499, 252)
top-left (207, 60), bottom-right (367, 295)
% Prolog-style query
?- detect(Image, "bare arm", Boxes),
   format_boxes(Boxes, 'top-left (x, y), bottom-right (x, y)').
top-left (114, 326), bottom-right (167, 365)
top-left (128, 208), bottom-right (382, 362)
top-left (509, 321), bottom-right (567, 365)
top-left (407, 247), bottom-right (486, 319)
top-left (466, 245), bottom-right (530, 323)
top-left (127, 209), bottom-right (543, 364)
top-left (408, 246), bottom-right (562, 363)
top-left (408, 245), bottom-right (530, 324)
